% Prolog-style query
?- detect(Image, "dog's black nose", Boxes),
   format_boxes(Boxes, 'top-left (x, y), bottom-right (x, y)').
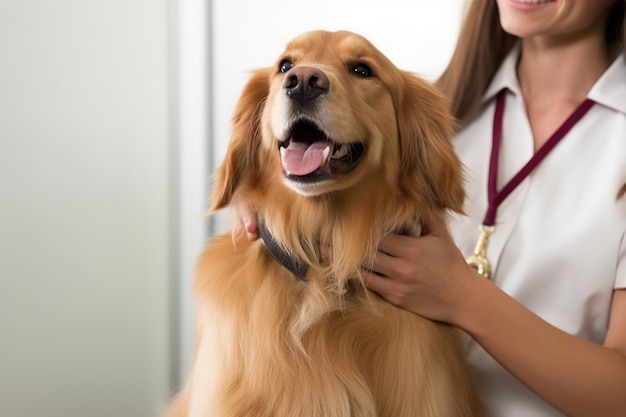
top-left (283, 66), bottom-right (329, 102)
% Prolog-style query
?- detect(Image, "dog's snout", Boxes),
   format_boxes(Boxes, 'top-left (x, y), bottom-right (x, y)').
top-left (283, 66), bottom-right (329, 102)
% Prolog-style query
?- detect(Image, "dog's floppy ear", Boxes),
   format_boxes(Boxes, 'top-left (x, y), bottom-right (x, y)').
top-left (210, 68), bottom-right (272, 212)
top-left (396, 71), bottom-right (465, 213)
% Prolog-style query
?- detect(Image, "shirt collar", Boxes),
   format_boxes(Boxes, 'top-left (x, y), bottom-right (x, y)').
top-left (481, 42), bottom-right (626, 115)
top-left (482, 42), bottom-right (522, 103)
top-left (588, 53), bottom-right (626, 115)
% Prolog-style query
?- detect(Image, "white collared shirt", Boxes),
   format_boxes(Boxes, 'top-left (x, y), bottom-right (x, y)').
top-left (450, 44), bottom-right (626, 417)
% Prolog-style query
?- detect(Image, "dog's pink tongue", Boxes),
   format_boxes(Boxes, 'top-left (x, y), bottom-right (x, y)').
top-left (282, 141), bottom-right (328, 176)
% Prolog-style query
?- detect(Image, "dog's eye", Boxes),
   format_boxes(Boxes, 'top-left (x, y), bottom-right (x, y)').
top-left (279, 59), bottom-right (293, 73)
top-left (351, 63), bottom-right (374, 78)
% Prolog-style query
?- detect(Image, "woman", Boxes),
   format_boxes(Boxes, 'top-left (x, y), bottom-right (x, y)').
top-left (239, 1), bottom-right (626, 415)
top-left (365, 1), bottom-right (626, 416)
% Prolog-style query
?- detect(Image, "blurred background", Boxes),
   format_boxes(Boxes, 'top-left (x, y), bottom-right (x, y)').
top-left (0, 0), bottom-right (467, 416)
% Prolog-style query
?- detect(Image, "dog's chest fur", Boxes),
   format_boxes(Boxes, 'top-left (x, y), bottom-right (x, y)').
top-left (189, 233), bottom-right (476, 417)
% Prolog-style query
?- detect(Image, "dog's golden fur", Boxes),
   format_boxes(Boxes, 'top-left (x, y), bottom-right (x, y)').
top-left (166, 30), bottom-right (484, 417)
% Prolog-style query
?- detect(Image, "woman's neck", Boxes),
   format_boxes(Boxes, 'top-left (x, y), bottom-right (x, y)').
top-left (517, 31), bottom-right (612, 106)
top-left (516, 25), bottom-right (613, 150)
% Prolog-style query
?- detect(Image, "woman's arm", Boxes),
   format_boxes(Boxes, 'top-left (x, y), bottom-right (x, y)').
top-left (365, 216), bottom-right (626, 417)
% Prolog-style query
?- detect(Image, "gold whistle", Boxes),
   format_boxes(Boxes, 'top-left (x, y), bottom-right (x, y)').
top-left (466, 225), bottom-right (495, 279)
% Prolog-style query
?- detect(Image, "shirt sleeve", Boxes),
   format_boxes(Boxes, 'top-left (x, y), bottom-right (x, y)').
top-left (615, 231), bottom-right (626, 289)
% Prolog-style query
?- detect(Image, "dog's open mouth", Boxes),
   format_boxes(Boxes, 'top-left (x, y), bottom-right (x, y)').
top-left (278, 120), bottom-right (365, 182)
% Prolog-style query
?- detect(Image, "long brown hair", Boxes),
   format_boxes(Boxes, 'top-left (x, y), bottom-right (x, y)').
top-left (437, 0), bottom-right (626, 198)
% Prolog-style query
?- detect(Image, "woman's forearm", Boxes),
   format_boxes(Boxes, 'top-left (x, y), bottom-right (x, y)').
top-left (455, 278), bottom-right (626, 417)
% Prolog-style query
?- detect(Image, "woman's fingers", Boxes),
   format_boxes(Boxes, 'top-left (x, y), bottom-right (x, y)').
top-left (362, 269), bottom-right (404, 304)
top-left (234, 204), bottom-right (259, 241)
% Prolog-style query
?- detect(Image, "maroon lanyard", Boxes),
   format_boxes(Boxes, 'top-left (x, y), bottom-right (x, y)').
top-left (468, 89), bottom-right (596, 279)
top-left (483, 89), bottom-right (596, 227)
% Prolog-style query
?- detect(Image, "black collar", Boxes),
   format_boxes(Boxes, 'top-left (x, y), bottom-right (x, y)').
top-left (257, 215), bottom-right (309, 281)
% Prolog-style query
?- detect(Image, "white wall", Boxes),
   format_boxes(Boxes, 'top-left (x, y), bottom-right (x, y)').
top-left (174, 0), bottom-right (211, 391)
top-left (0, 1), bottom-right (174, 416)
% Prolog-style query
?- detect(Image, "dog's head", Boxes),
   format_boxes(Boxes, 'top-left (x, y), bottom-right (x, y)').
top-left (211, 30), bottom-right (464, 280)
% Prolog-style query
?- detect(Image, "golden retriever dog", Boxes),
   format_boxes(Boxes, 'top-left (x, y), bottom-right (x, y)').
top-left (166, 30), bottom-right (484, 417)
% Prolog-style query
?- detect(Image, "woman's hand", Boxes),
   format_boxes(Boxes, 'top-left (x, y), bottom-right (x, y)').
top-left (235, 203), bottom-right (259, 241)
top-left (364, 215), bottom-right (481, 325)
top-left (365, 216), bottom-right (626, 417)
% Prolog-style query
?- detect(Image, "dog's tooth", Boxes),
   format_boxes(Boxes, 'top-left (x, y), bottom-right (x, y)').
top-left (280, 146), bottom-right (286, 159)
top-left (323, 145), bottom-right (330, 162)
top-left (332, 144), bottom-right (349, 159)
